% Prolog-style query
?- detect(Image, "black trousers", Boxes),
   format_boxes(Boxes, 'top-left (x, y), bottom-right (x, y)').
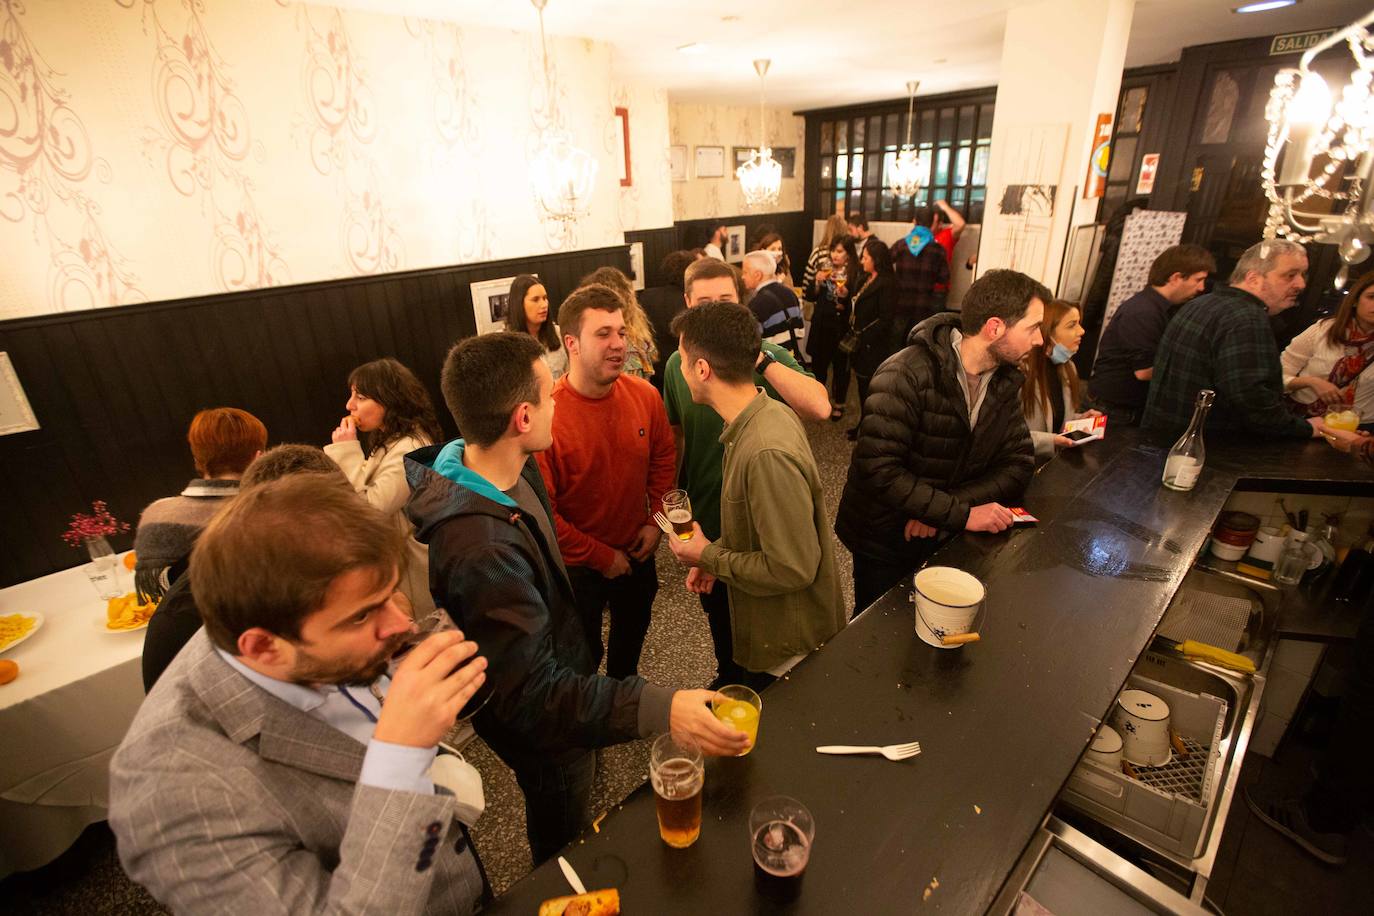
top-left (852, 550), bottom-right (941, 614)
top-left (511, 751), bottom-right (596, 866)
top-left (566, 556), bottom-right (658, 680)
top-left (699, 579), bottom-right (748, 689)
top-left (808, 320), bottom-right (851, 406)
top-left (1306, 596), bottom-right (1374, 832)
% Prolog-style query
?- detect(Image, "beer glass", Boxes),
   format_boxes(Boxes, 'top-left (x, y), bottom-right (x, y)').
top-left (389, 608), bottom-right (492, 722)
top-left (749, 796), bottom-right (814, 902)
top-left (712, 685), bottom-right (762, 755)
top-left (650, 734), bottom-right (704, 848)
top-left (662, 489), bottom-right (695, 541)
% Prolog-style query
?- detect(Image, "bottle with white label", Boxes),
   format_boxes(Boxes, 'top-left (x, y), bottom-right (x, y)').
top-left (1162, 389), bottom-right (1214, 491)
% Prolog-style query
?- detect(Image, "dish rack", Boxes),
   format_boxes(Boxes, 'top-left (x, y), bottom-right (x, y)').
top-left (1061, 673), bottom-right (1228, 861)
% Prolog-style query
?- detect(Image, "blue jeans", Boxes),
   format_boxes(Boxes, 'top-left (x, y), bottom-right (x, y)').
top-left (512, 751), bottom-right (597, 866)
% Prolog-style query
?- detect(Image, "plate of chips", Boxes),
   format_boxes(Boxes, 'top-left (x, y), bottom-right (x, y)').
top-left (101, 594), bottom-right (156, 633)
top-left (0, 612), bottom-right (44, 654)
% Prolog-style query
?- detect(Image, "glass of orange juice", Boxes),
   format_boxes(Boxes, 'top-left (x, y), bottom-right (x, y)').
top-left (1325, 407), bottom-right (1361, 432)
top-left (712, 685), bottom-right (762, 755)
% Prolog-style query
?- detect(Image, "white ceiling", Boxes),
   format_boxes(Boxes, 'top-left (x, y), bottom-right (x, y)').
top-left (329, 0), bottom-right (1372, 109)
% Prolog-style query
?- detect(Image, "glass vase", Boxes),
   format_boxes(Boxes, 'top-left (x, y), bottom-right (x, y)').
top-left (84, 535), bottom-right (123, 600)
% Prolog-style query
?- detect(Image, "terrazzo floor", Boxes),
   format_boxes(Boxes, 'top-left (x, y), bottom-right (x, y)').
top-left (3, 385), bottom-right (862, 914)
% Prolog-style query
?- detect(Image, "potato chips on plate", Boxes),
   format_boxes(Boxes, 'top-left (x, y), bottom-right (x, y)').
top-left (0, 612), bottom-right (44, 653)
top-left (105, 594), bottom-right (156, 632)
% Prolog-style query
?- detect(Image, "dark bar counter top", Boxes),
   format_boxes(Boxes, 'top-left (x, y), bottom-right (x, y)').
top-left (486, 432), bottom-right (1373, 914)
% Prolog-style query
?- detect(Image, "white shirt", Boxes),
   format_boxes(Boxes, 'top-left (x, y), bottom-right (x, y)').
top-left (1280, 318), bottom-right (1374, 418)
top-left (704, 242), bottom-right (725, 261)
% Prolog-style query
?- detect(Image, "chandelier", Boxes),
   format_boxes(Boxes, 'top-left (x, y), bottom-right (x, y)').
top-left (1260, 10), bottom-right (1374, 289)
top-left (888, 80), bottom-right (926, 199)
top-left (529, 0), bottom-right (597, 225)
top-left (736, 59), bottom-right (782, 209)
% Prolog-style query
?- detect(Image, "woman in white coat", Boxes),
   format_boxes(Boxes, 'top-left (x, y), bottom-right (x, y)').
top-left (325, 357), bottom-right (444, 613)
top-left (1282, 271), bottom-right (1374, 423)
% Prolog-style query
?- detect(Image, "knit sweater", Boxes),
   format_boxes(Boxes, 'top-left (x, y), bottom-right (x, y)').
top-left (535, 375), bottom-right (676, 574)
top-left (132, 479), bottom-right (239, 602)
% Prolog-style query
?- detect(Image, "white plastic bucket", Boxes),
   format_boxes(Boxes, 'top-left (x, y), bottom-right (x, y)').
top-left (913, 567), bottom-right (984, 649)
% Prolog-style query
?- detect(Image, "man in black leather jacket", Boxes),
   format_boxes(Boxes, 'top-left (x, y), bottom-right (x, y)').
top-left (835, 270), bottom-right (1045, 611)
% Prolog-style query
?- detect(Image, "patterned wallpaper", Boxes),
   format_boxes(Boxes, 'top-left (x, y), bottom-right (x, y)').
top-left (0, 0), bottom-right (673, 319)
top-left (669, 102), bottom-right (805, 221)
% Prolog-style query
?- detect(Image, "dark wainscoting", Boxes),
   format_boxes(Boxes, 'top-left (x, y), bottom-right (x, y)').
top-left (0, 245), bottom-right (630, 587)
top-left (627, 211), bottom-right (815, 289)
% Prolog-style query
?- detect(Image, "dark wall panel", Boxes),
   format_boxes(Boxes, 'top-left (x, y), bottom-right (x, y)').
top-left (0, 245), bottom-right (630, 587)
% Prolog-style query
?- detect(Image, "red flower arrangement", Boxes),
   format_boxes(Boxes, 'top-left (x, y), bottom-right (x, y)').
top-left (62, 500), bottom-right (131, 547)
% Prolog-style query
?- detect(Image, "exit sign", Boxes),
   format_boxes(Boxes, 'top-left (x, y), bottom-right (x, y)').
top-left (1269, 29), bottom-right (1336, 56)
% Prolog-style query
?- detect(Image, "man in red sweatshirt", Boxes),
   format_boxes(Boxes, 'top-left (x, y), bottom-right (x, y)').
top-left (537, 283), bottom-right (677, 678)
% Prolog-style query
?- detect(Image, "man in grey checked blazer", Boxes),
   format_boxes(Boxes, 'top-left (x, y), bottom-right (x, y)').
top-left (110, 475), bottom-right (489, 914)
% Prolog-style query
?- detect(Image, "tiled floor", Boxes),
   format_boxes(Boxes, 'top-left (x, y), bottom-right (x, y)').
top-left (5, 384), bottom-right (1368, 913)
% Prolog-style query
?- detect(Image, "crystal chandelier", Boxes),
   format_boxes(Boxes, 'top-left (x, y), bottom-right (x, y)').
top-left (529, 0), bottom-right (597, 226)
top-left (736, 59), bottom-right (782, 209)
top-left (1261, 10), bottom-right (1374, 289)
top-left (888, 80), bottom-right (926, 199)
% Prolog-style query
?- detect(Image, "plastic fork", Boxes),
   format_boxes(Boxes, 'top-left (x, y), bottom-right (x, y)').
top-left (816, 741), bottom-right (921, 761)
top-left (651, 511), bottom-right (674, 536)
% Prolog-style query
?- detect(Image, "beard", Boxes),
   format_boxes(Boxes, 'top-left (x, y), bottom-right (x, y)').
top-left (990, 335), bottom-right (1026, 366)
top-left (288, 631), bottom-right (409, 687)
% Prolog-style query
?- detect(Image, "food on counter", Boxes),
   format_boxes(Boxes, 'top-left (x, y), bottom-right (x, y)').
top-left (537, 888), bottom-right (620, 915)
top-left (0, 613), bottom-right (38, 650)
top-left (107, 593), bottom-right (157, 630)
top-left (0, 659), bottom-right (19, 684)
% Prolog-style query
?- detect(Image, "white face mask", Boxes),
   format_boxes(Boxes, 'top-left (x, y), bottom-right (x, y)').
top-left (428, 752), bottom-right (486, 826)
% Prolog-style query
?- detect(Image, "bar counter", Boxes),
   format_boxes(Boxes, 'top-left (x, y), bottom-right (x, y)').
top-left (487, 432), bottom-right (1373, 913)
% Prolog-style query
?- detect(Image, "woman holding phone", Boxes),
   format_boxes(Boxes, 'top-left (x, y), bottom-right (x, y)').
top-left (1020, 300), bottom-right (1099, 463)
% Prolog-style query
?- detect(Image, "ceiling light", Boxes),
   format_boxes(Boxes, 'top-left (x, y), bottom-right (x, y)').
top-left (736, 59), bottom-right (782, 209)
top-left (528, 0), bottom-right (597, 229)
top-left (1234, 1), bottom-right (1299, 13)
top-left (889, 80), bottom-right (927, 199)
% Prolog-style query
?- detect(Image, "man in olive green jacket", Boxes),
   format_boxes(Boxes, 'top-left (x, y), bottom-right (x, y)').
top-left (667, 302), bottom-right (846, 689)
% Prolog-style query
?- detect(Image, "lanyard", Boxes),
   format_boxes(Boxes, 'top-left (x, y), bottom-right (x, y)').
top-left (339, 685), bottom-right (380, 724)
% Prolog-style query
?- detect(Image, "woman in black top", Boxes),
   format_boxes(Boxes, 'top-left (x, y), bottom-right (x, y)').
top-left (805, 234), bottom-right (858, 420)
top-left (847, 241), bottom-right (900, 440)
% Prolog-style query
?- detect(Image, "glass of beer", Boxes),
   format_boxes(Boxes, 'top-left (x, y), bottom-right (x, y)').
top-left (662, 489), bottom-right (695, 541)
top-left (712, 685), bottom-right (762, 755)
top-left (749, 796), bottom-right (814, 902)
top-left (650, 734), bottom-right (704, 848)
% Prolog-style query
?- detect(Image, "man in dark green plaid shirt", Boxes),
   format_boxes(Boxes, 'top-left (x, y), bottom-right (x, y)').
top-left (1143, 239), bottom-right (1323, 441)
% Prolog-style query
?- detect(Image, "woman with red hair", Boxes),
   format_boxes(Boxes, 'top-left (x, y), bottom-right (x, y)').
top-left (133, 407), bottom-right (267, 602)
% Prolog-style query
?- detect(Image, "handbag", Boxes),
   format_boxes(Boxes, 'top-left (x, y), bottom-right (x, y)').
top-left (838, 274), bottom-right (878, 355)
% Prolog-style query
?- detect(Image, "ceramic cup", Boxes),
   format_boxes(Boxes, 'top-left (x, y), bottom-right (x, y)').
top-left (1209, 539), bottom-right (1248, 561)
top-left (912, 566), bottom-right (984, 649)
top-left (1111, 689), bottom-right (1172, 767)
top-left (1240, 526), bottom-right (1286, 578)
top-left (1085, 724), bottom-right (1124, 771)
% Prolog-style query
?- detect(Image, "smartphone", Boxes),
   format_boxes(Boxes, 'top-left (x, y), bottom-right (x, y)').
top-left (1062, 429), bottom-right (1094, 443)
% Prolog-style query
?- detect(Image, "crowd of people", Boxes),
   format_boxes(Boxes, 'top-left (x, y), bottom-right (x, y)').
top-left (102, 208), bottom-right (1374, 911)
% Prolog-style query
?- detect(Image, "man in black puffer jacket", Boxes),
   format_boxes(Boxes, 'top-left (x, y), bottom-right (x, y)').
top-left (836, 269), bottom-right (1047, 611)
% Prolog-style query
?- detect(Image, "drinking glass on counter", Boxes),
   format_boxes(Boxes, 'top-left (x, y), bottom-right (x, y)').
top-left (662, 489), bottom-right (695, 540)
top-left (650, 734), bottom-right (704, 848)
top-left (712, 685), bottom-right (762, 755)
top-left (750, 795), bottom-right (814, 902)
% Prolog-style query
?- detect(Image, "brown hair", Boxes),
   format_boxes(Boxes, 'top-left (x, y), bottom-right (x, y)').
top-left (961, 269), bottom-right (1052, 336)
top-left (1147, 244), bottom-right (1216, 288)
top-left (503, 274), bottom-right (561, 353)
top-left (684, 257), bottom-right (740, 300)
top-left (820, 215), bottom-right (850, 249)
top-left (578, 266), bottom-right (657, 364)
top-left (348, 358), bottom-right (443, 453)
top-left (441, 332), bottom-right (544, 448)
top-left (241, 444), bottom-right (349, 490)
top-left (188, 408), bottom-right (268, 478)
top-left (659, 250), bottom-right (699, 290)
top-left (671, 301), bottom-right (760, 384)
top-left (1325, 270), bottom-right (1374, 348)
top-left (558, 283), bottom-right (625, 340)
top-left (191, 475), bottom-right (404, 652)
top-left (1020, 300), bottom-right (1085, 421)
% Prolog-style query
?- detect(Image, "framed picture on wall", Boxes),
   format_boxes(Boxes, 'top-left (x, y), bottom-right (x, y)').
top-left (470, 276), bottom-right (529, 336)
top-left (695, 145), bottom-right (725, 179)
top-left (669, 145), bottom-right (687, 182)
top-left (772, 147), bottom-right (796, 179)
top-left (725, 225), bottom-right (746, 263)
top-left (628, 241), bottom-right (646, 291)
top-left (615, 107), bottom-right (631, 187)
top-left (0, 352), bottom-right (39, 435)
top-left (731, 146), bottom-right (754, 179)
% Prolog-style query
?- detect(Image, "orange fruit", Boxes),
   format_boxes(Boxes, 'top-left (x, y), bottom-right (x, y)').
top-left (123, 552), bottom-right (137, 571)
top-left (0, 659), bottom-right (19, 685)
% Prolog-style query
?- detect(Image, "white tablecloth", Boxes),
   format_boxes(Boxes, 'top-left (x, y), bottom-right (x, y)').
top-left (0, 556), bottom-right (145, 877)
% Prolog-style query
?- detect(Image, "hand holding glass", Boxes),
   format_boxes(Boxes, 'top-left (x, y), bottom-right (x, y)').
top-left (712, 685), bottom-right (761, 755)
top-left (663, 489), bottom-right (695, 541)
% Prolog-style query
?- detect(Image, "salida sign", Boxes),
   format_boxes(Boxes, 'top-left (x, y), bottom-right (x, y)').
top-left (1269, 29), bottom-right (1336, 56)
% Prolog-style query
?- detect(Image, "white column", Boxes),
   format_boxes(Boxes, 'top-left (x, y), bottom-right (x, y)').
top-left (977, 0), bottom-right (1135, 289)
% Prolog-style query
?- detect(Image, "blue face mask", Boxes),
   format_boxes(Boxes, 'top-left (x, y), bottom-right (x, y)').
top-left (1049, 342), bottom-right (1075, 365)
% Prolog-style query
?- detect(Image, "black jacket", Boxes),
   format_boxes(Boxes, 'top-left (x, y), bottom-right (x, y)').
top-left (834, 314), bottom-right (1035, 565)
top-left (404, 444), bottom-right (671, 773)
top-left (850, 273), bottom-right (901, 377)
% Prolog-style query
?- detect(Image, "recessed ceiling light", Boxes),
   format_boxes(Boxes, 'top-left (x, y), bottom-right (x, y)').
top-left (1233, 0), bottom-right (1299, 13)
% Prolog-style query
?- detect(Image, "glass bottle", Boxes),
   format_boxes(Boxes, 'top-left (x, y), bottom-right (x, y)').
top-left (1162, 389), bottom-right (1214, 491)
